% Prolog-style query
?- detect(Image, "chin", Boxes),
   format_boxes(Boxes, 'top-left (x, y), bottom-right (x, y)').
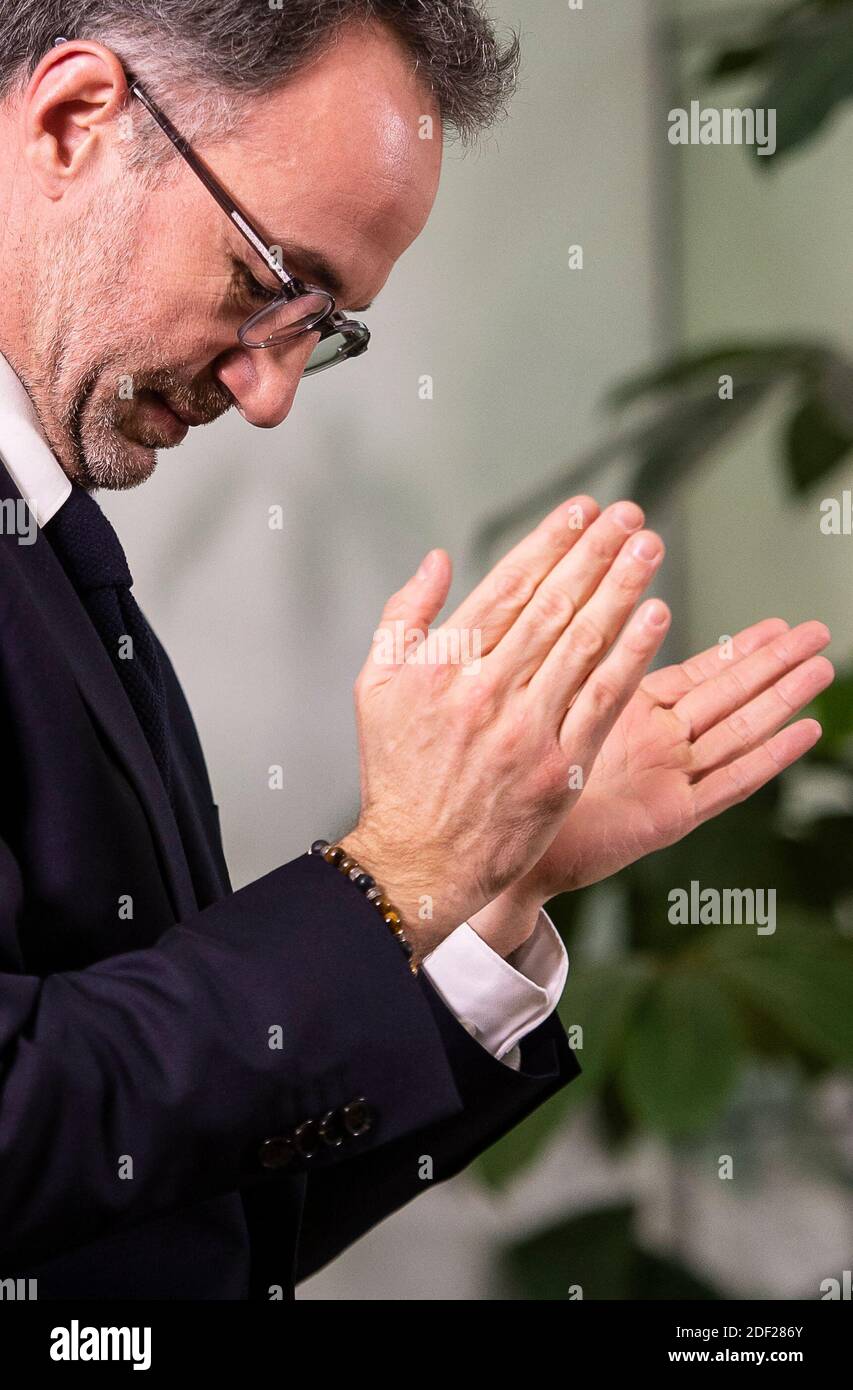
top-left (80, 426), bottom-right (161, 492)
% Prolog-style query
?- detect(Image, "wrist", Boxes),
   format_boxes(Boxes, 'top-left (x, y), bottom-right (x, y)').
top-left (338, 827), bottom-right (448, 967)
top-left (466, 886), bottom-right (544, 960)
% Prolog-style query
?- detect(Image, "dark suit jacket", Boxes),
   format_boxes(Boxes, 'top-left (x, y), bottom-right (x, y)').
top-left (0, 464), bottom-right (580, 1299)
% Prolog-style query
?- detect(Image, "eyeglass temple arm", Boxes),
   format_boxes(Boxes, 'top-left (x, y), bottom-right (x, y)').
top-left (128, 82), bottom-right (296, 288)
top-left (52, 36), bottom-right (294, 288)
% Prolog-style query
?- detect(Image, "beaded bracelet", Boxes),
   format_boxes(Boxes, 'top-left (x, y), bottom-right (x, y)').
top-left (309, 839), bottom-right (418, 974)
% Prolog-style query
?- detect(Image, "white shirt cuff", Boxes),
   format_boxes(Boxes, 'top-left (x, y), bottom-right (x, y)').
top-left (421, 908), bottom-right (568, 1070)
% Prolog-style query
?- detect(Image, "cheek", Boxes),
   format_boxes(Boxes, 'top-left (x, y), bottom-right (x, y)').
top-left (132, 257), bottom-right (240, 355)
top-left (130, 204), bottom-right (233, 322)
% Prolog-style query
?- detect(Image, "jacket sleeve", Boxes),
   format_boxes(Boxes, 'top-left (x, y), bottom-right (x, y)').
top-left (0, 845), bottom-right (474, 1268)
top-left (251, 978), bottom-right (581, 1289)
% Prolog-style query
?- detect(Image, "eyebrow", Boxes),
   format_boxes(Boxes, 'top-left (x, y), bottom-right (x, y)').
top-left (273, 239), bottom-right (375, 313)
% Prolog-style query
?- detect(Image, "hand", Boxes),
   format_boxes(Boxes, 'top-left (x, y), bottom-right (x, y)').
top-left (342, 495), bottom-right (671, 964)
top-left (513, 616), bottom-right (833, 901)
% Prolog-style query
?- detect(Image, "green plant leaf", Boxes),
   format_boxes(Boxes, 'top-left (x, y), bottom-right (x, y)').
top-left (502, 1204), bottom-right (723, 1300)
top-left (557, 957), bottom-right (655, 1095)
top-left (785, 815), bottom-right (853, 907)
top-left (756, 9), bottom-right (853, 162)
top-left (606, 340), bottom-right (824, 410)
top-left (619, 973), bottom-right (743, 1136)
top-left (504, 1203), bottom-right (635, 1300)
top-left (785, 395), bottom-right (853, 491)
top-left (809, 665), bottom-right (853, 756)
top-left (705, 44), bottom-right (769, 82)
top-left (815, 352), bottom-right (853, 433)
top-left (629, 378), bottom-right (774, 510)
top-left (474, 1083), bottom-right (575, 1190)
top-left (475, 958), bottom-right (653, 1187)
top-left (712, 926), bottom-right (853, 1066)
top-left (622, 783), bottom-right (795, 953)
top-left (472, 339), bottom-right (852, 562)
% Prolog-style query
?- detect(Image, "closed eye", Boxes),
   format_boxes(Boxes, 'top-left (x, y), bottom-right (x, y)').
top-left (233, 258), bottom-right (372, 316)
top-left (242, 268), bottom-right (281, 304)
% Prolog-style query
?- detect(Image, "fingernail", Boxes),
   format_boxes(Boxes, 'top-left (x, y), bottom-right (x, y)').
top-left (612, 502), bottom-right (643, 531)
top-left (631, 534), bottom-right (661, 561)
top-left (644, 601), bottom-right (670, 627)
top-left (417, 549), bottom-right (438, 581)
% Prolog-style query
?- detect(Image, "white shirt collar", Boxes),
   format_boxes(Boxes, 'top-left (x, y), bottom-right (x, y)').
top-left (0, 351), bottom-right (72, 526)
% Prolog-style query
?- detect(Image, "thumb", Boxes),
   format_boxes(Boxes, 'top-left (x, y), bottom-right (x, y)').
top-left (408, 547), bottom-right (452, 623)
top-left (360, 549), bottom-right (453, 689)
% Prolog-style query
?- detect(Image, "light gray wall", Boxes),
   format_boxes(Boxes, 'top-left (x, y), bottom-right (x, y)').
top-left (100, 0), bottom-right (664, 1298)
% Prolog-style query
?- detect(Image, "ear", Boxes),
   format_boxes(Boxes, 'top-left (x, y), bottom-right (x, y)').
top-left (22, 40), bottom-right (130, 200)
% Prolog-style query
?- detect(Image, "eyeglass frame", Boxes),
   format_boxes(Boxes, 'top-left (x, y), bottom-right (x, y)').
top-left (52, 36), bottom-right (371, 376)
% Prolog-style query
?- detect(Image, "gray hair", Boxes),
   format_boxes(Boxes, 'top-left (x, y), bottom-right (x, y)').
top-left (0, 1), bottom-right (520, 175)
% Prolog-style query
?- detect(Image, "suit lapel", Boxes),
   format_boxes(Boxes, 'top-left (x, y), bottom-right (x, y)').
top-left (0, 465), bottom-right (197, 922)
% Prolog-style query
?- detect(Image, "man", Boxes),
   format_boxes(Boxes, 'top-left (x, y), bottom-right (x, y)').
top-left (0, 2), bottom-right (832, 1300)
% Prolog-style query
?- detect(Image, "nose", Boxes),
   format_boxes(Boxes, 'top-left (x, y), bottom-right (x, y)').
top-left (212, 332), bottom-right (320, 427)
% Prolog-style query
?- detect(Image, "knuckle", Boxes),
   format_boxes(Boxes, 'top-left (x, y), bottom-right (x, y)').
top-left (495, 699), bottom-right (528, 756)
top-left (535, 583), bottom-right (574, 627)
top-left (587, 524), bottom-right (618, 563)
top-left (614, 560), bottom-right (645, 595)
top-left (494, 565), bottom-right (535, 607)
top-left (724, 763), bottom-right (750, 804)
top-left (621, 619), bottom-right (656, 656)
top-left (463, 670), bottom-right (499, 719)
top-left (380, 589), bottom-right (406, 621)
top-left (586, 673), bottom-right (621, 717)
top-left (725, 667), bottom-right (750, 704)
top-left (534, 750), bottom-right (574, 805)
top-left (727, 709), bottom-right (754, 746)
top-left (567, 614), bottom-right (607, 661)
top-left (419, 655), bottom-right (455, 693)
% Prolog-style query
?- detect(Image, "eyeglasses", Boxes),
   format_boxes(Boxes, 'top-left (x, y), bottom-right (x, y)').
top-left (53, 38), bottom-right (371, 376)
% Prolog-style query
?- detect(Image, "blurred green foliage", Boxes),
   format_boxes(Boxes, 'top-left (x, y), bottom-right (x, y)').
top-left (707, 0), bottom-right (853, 163)
top-left (474, 0), bottom-right (853, 1296)
top-left (503, 1205), bottom-right (723, 1301)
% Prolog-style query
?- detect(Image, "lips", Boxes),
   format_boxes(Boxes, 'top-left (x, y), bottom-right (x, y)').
top-left (161, 397), bottom-right (211, 428)
top-left (134, 389), bottom-right (189, 445)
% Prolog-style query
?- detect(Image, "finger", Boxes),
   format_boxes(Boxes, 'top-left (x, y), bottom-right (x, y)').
top-left (558, 598), bottom-right (672, 755)
top-left (358, 549), bottom-right (452, 692)
top-left (643, 617), bottom-right (790, 705)
top-left (690, 655), bottom-right (834, 775)
top-left (441, 494), bottom-right (605, 652)
top-left (487, 500), bottom-right (648, 680)
top-left (675, 620), bottom-right (831, 739)
top-left (692, 719), bottom-right (823, 822)
top-left (530, 530), bottom-right (665, 714)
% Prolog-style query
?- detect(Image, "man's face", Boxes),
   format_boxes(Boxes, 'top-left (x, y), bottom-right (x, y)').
top-left (12, 22), bottom-right (442, 489)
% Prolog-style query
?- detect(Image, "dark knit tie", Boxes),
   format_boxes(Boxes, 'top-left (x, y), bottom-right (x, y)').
top-left (43, 483), bottom-right (173, 800)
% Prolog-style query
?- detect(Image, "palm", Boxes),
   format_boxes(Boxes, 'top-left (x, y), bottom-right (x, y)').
top-left (537, 688), bottom-right (698, 891)
top-left (524, 618), bottom-right (832, 897)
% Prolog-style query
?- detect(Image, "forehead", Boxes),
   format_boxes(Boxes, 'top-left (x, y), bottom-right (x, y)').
top-left (204, 21), bottom-right (443, 304)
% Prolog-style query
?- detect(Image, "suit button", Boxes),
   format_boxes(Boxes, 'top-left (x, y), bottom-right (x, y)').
top-left (293, 1119), bottom-right (319, 1159)
top-left (318, 1108), bottom-right (345, 1148)
top-left (341, 1097), bottom-right (374, 1137)
top-left (258, 1135), bottom-right (295, 1170)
